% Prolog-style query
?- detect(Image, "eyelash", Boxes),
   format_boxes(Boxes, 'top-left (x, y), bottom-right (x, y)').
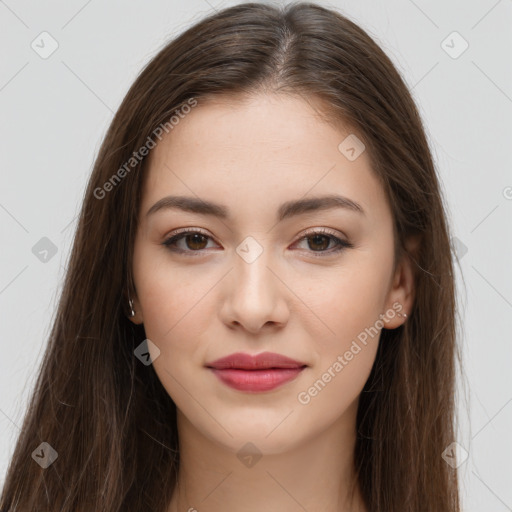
top-left (162, 227), bottom-right (354, 258)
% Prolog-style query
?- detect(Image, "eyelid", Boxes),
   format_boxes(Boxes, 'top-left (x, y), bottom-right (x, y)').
top-left (297, 226), bottom-right (346, 240)
top-left (165, 226), bottom-right (212, 239)
top-left (164, 226), bottom-right (346, 241)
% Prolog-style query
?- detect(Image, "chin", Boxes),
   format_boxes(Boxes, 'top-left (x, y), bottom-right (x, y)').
top-left (206, 416), bottom-right (306, 456)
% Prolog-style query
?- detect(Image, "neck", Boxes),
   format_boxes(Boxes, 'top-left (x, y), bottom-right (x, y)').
top-left (167, 399), bottom-right (367, 512)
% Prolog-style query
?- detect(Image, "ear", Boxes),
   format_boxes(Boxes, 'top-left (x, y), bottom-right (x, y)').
top-left (127, 292), bottom-right (144, 325)
top-left (382, 234), bottom-right (421, 329)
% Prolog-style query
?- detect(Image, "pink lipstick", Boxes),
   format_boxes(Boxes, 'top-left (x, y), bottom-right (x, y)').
top-left (206, 351), bottom-right (307, 392)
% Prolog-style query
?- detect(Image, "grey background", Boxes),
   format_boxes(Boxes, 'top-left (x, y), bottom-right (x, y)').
top-left (1, 0), bottom-right (511, 509)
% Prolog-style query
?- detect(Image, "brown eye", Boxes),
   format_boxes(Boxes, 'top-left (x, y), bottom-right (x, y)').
top-left (183, 233), bottom-right (208, 250)
top-left (162, 230), bottom-right (217, 254)
top-left (162, 228), bottom-right (353, 258)
top-left (294, 228), bottom-right (354, 257)
top-left (306, 234), bottom-right (331, 251)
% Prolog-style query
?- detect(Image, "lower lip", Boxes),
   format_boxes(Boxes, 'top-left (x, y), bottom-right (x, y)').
top-left (209, 367), bottom-right (305, 392)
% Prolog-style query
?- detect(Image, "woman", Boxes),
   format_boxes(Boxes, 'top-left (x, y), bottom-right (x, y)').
top-left (0, 2), bottom-right (462, 511)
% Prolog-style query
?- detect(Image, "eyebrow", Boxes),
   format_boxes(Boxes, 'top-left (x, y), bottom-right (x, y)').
top-left (146, 194), bottom-right (365, 222)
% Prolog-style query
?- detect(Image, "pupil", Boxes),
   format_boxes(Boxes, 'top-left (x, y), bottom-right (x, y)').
top-left (187, 234), bottom-right (207, 250)
top-left (309, 235), bottom-right (329, 251)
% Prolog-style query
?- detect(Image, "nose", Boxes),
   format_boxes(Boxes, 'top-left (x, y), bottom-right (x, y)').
top-left (219, 246), bottom-right (290, 335)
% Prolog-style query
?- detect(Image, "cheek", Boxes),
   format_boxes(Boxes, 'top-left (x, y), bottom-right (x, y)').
top-left (296, 248), bottom-right (394, 412)
top-left (328, 271), bottom-right (385, 339)
top-left (132, 246), bottom-right (218, 408)
top-left (292, 262), bottom-right (389, 423)
top-left (305, 250), bottom-right (392, 346)
top-left (132, 243), bottom-right (219, 355)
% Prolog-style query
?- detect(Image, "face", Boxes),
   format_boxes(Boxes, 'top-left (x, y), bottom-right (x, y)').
top-left (131, 93), bottom-right (413, 454)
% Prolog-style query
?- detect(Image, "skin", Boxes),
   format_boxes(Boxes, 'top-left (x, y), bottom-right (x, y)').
top-left (130, 92), bottom-right (416, 512)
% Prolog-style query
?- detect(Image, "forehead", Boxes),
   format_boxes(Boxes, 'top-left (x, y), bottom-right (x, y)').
top-left (141, 93), bottom-right (390, 227)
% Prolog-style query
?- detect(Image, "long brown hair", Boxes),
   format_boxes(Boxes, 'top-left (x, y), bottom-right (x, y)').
top-left (1, 2), bottom-right (462, 510)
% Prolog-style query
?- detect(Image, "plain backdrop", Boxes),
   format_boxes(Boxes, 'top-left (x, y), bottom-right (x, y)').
top-left (1, 0), bottom-right (511, 510)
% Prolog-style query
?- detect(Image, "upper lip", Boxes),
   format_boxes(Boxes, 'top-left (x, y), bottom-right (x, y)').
top-left (206, 351), bottom-right (307, 370)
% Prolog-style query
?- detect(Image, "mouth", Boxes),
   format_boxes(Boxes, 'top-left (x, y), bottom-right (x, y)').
top-left (205, 351), bottom-right (308, 392)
